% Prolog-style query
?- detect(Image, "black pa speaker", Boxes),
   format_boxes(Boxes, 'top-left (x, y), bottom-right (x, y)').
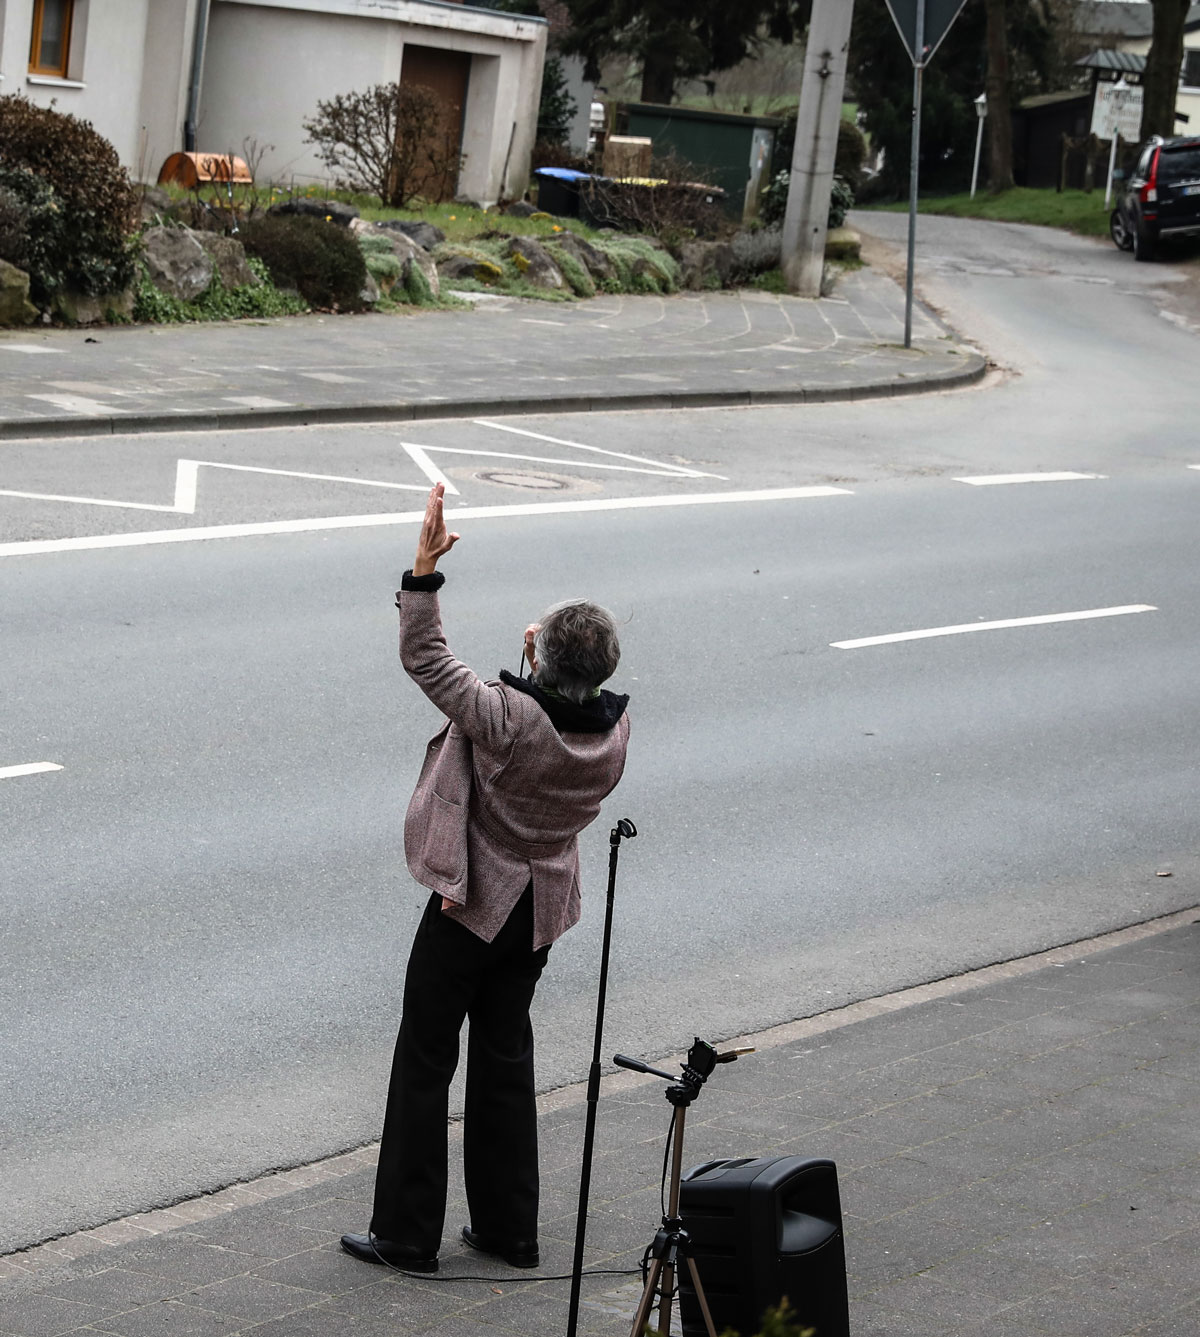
top-left (678, 1155), bottom-right (849, 1337)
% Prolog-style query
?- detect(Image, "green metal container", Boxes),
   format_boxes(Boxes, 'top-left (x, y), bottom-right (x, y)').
top-left (622, 103), bottom-right (783, 221)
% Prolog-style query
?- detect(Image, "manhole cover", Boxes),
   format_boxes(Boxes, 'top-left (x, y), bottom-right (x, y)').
top-left (475, 470), bottom-right (570, 491)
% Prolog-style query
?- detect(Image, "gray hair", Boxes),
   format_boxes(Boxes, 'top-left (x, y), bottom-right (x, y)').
top-left (533, 599), bottom-right (621, 704)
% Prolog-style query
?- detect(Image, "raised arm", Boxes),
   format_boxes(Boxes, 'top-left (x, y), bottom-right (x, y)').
top-left (396, 485), bottom-right (513, 753)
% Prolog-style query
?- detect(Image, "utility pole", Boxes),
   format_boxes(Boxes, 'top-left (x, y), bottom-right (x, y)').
top-left (781, 0), bottom-right (856, 297)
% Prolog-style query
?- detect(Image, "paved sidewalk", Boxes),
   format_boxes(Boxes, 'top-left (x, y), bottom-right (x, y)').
top-left (0, 268), bottom-right (984, 440)
top-left (2, 910), bottom-right (1198, 1337)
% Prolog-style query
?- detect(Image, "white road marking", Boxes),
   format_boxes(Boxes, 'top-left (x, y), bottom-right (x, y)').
top-left (521, 319), bottom-right (568, 326)
top-left (223, 396), bottom-right (292, 409)
top-left (27, 393), bottom-right (125, 416)
top-left (0, 486), bottom-right (852, 558)
top-left (416, 444), bottom-right (706, 479)
top-left (399, 442), bottom-right (460, 495)
top-left (1187, 465), bottom-right (1200, 472)
top-left (299, 372), bottom-right (365, 384)
top-left (0, 344), bottom-right (62, 355)
top-left (473, 419), bottom-right (724, 480)
top-left (0, 488), bottom-right (182, 512)
top-left (0, 762), bottom-right (63, 780)
top-left (1, 460), bottom-right (437, 514)
top-left (832, 605), bottom-right (1157, 650)
top-left (954, 472), bottom-right (1106, 485)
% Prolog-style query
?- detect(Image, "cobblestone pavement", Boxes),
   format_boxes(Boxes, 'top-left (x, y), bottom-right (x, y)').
top-left (3, 911), bottom-right (1197, 1337)
top-left (0, 270), bottom-right (983, 438)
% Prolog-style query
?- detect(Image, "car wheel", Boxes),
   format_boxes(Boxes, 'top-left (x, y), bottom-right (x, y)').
top-left (1110, 210), bottom-right (1134, 251)
top-left (1134, 227), bottom-right (1157, 262)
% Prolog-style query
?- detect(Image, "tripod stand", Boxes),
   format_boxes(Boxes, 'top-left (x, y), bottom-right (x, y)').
top-left (614, 1039), bottom-right (752, 1337)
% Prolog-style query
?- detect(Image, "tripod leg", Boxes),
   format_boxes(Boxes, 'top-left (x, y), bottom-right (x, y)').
top-left (684, 1254), bottom-right (719, 1337)
top-left (630, 1255), bottom-right (664, 1337)
top-left (655, 1260), bottom-right (675, 1335)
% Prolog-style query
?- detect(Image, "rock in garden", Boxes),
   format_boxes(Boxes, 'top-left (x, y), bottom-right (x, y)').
top-left (678, 239), bottom-right (734, 291)
top-left (52, 287), bottom-right (135, 326)
top-left (269, 197), bottom-right (359, 227)
top-left (824, 226), bottom-right (861, 262)
top-left (438, 253), bottom-right (504, 284)
top-left (504, 200), bottom-right (538, 218)
top-left (550, 231), bottom-right (616, 285)
top-left (352, 222), bottom-right (441, 298)
top-left (138, 185), bottom-right (174, 225)
top-left (0, 259), bottom-right (38, 326)
top-left (504, 236), bottom-right (564, 290)
top-left (142, 225), bottom-right (214, 302)
top-left (195, 234), bottom-right (260, 288)
top-left (376, 219), bottom-right (446, 251)
top-left (361, 271), bottom-right (381, 306)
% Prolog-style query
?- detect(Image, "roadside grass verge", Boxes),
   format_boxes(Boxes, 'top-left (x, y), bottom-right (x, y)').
top-left (867, 187), bottom-right (1112, 238)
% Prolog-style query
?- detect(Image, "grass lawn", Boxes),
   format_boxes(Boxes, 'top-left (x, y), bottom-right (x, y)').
top-left (868, 187), bottom-right (1113, 238)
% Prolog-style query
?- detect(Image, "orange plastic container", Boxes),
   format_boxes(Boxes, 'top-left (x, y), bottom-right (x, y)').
top-left (157, 152), bottom-right (253, 188)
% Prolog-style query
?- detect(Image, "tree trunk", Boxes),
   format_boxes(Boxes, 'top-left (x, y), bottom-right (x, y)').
top-left (985, 0), bottom-right (1014, 192)
top-left (639, 44), bottom-right (676, 104)
top-left (1140, 0), bottom-right (1190, 141)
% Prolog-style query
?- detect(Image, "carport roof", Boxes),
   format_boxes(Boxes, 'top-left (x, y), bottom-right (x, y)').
top-left (1075, 48), bottom-right (1146, 74)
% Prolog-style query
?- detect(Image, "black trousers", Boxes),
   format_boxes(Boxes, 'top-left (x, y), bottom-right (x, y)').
top-left (370, 885), bottom-right (550, 1252)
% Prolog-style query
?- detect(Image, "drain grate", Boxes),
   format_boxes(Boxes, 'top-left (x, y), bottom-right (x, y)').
top-left (475, 470), bottom-right (570, 491)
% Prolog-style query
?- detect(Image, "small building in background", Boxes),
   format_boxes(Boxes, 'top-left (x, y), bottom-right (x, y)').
top-left (618, 103), bottom-right (781, 221)
top-left (2, 0), bottom-right (548, 204)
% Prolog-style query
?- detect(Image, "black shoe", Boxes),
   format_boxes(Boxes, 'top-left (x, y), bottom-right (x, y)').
top-left (461, 1225), bottom-right (539, 1268)
top-left (340, 1232), bottom-right (438, 1272)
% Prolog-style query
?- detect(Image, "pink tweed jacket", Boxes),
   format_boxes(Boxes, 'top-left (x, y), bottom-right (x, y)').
top-left (397, 581), bottom-right (630, 950)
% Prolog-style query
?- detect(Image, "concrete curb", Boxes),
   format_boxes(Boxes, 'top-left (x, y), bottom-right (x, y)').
top-left (4, 900), bottom-right (1194, 1271)
top-left (0, 354), bottom-right (988, 442)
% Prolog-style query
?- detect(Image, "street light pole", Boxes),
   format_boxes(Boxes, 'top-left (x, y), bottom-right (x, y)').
top-left (970, 92), bottom-right (987, 199)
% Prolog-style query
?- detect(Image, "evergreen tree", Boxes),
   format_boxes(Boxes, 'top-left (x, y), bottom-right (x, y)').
top-left (561, 0), bottom-right (813, 105)
top-left (849, 0), bottom-right (1054, 197)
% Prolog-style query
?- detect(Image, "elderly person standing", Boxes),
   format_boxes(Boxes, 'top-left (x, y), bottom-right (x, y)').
top-left (342, 483), bottom-right (630, 1274)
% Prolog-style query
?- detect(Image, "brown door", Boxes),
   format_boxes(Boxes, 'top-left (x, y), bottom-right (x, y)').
top-left (400, 45), bottom-right (471, 202)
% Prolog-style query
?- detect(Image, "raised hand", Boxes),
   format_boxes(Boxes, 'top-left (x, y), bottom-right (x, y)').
top-left (413, 482), bottom-right (461, 576)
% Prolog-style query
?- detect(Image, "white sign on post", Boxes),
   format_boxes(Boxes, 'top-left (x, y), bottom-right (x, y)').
top-left (1091, 82), bottom-right (1143, 142)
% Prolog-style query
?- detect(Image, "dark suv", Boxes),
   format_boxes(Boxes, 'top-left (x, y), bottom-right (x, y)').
top-left (1110, 135), bottom-right (1200, 261)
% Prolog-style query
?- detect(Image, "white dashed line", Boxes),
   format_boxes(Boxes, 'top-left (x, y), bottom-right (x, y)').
top-left (299, 372), bottom-right (365, 384)
top-left (0, 486), bottom-right (852, 558)
top-left (0, 345), bottom-right (63, 355)
top-left (0, 762), bottom-right (63, 780)
top-left (831, 605), bottom-right (1157, 650)
top-left (223, 397), bottom-right (292, 409)
top-left (954, 472), bottom-right (1106, 486)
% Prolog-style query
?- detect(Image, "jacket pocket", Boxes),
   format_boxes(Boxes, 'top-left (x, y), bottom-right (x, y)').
top-left (420, 791), bottom-right (466, 884)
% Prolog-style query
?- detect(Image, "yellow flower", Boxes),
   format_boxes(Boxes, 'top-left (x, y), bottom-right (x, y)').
top-left (552, 224), bottom-right (562, 231)
top-left (449, 214), bottom-right (456, 220)
top-left (325, 214), bottom-right (332, 221)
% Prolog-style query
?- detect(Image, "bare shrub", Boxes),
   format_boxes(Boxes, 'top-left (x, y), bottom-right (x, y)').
top-left (581, 154), bottom-right (727, 243)
top-left (304, 83), bottom-right (462, 207)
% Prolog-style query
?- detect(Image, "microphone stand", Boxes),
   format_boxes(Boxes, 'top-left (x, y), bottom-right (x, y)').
top-left (564, 817), bottom-right (636, 1337)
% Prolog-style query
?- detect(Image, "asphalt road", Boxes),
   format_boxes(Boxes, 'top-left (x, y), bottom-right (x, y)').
top-left (3, 215), bottom-right (1200, 1253)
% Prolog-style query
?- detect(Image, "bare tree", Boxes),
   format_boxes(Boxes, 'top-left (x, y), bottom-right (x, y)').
top-left (1140, 0), bottom-right (1191, 141)
top-left (304, 83), bottom-right (461, 207)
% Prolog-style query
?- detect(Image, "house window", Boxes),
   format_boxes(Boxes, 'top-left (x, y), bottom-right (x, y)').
top-left (29, 0), bottom-right (74, 78)
top-left (1183, 49), bottom-right (1200, 91)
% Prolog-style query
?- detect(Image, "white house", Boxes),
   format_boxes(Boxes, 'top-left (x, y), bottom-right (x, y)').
top-left (1, 0), bottom-right (548, 204)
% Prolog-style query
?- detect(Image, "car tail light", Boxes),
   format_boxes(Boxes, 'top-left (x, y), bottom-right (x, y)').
top-left (1140, 148), bottom-right (1160, 204)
